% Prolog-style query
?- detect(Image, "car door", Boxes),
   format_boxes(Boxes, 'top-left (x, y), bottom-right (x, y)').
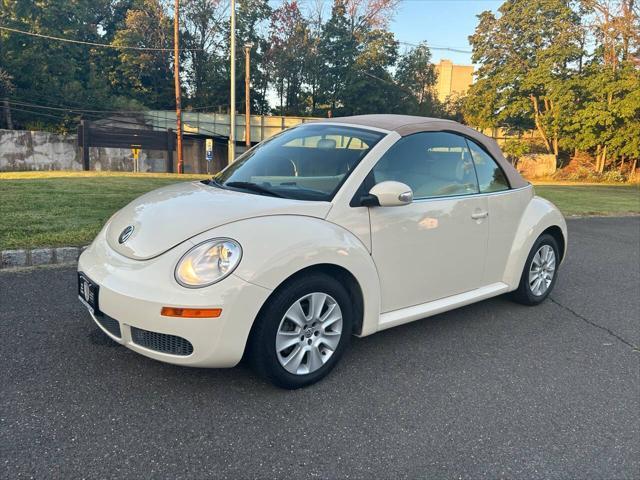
top-left (464, 137), bottom-right (532, 285)
top-left (366, 131), bottom-right (490, 313)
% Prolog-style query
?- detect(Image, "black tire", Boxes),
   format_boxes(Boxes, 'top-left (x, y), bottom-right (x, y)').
top-left (248, 272), bottom-right (353, 389)
top-left (511, 233), bottom-right (560, 306)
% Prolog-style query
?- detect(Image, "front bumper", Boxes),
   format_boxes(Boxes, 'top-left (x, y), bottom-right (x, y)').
top-left (78, 229), bottom-right (272, 368)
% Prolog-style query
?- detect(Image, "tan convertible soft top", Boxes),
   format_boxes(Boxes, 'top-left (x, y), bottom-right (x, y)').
top-left (321, 114), bottom-right (528, 189)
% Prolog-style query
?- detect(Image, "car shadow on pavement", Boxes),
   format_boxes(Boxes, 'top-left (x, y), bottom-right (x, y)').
top-left (83, 291), bottom-right (562, 397)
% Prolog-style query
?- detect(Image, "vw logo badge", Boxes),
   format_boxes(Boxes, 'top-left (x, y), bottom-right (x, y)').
top-left (118, 225), bottom-right (134, 244)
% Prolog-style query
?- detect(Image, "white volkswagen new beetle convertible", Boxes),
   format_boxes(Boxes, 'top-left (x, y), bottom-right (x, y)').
top-left (78, 115), bottom-right (567, 388)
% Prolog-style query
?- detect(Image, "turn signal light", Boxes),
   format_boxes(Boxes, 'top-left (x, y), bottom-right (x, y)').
top-left (161, 307), bottom-right (222, 318)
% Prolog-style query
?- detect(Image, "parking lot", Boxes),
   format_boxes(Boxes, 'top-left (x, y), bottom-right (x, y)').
top-left (1, 216), bottom-right (638, 479)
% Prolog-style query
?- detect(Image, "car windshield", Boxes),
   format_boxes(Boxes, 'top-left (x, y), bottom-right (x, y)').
top-left (212, 124), bottom-right (385, 201)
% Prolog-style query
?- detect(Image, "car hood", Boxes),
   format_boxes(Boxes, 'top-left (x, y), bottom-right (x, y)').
top-left (106, 181), bottom-right (332, 260)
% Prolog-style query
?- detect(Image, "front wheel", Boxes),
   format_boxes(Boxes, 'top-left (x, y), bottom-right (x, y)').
top-left (511, 233), bottom-right (560, 305)
top-left (248, 273), bottom-right (353, 389)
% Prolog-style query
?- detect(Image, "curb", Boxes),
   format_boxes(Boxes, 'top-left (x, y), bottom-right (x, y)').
top-left (0, 246), bottom-right (87, 270)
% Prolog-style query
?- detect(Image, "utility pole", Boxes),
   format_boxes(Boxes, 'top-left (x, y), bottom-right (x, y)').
top-left (228, 0), bottom-right (236, 163)
top-left (174, 0), bottom-right (184, 173)
top-left (244, 43), bottom-right (253, 148)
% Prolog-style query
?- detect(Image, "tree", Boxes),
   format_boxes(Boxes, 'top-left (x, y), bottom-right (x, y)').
top-left (235, 0), bottom-right (272, 114)
top-left (111, 0), bottom-right (176, 109)
top-left (342, 28), bottom-right (401, 115)
top-left (465, 0), bottom-right (584, 155)
top-left (563, 0), bottom-right (640, 173)
top-left (342, 0), bottom-right (400, 33)
top-left (265, 1), bottom-right (309, 115)
top-left (319, 1), bottom-right (359, 114)
top-left (303, 3), bottom-right (327, 115)
top-left (0, 69), bottom-right (15, 129)
top-left (395, 42), bottom-right (438, 115)
top-left (182, 0), bottom-right (227, 108)
top-left (569, 64), bottom-right (640, 172)
top-left (0, 0), bottom-right (115, 129)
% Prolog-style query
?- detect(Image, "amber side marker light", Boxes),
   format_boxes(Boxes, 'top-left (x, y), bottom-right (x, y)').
top-left (161, 307), bottom-right (222, 318)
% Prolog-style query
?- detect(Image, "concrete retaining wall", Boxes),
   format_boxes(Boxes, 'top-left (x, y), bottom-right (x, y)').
top-left (0, 129), bottom-right (217, 173)
top-left (516, 154), bottom-right (557, 178)
top-left (0, 129), bottom-right (80, 170)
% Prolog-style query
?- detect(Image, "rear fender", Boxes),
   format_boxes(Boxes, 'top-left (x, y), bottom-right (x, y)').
top-left (502, 196), bottom-right (568, 288)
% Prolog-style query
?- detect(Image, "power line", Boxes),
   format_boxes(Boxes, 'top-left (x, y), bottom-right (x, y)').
top-left (6, 99), bottom-right (227, 136)
top-left (398, 40), bottom-right (472, 54)
top-left (0, 25), bottom-right (201, 52)
top-left (6, 106), bottom-right (71, 121)
top-left (7, 100), bottom-right (167, 129)
top-left (1, 24), bottom-right (473, 55)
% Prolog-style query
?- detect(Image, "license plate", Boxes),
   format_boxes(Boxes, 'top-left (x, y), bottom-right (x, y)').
top-left (78, 272), bottom-right (100, 314)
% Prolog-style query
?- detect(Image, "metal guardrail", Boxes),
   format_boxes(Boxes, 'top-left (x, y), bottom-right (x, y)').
top-left (145, 111), bottom-right (321, 144)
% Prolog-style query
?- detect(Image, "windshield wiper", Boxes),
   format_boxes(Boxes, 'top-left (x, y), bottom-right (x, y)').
top-left (224, 181), bottom-right (284, 198)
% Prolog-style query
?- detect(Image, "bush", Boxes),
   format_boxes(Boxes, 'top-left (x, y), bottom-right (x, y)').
top-left (502, 139), bottom-right (531, 163)
top-left (553, 165), bottom-right (631, 183)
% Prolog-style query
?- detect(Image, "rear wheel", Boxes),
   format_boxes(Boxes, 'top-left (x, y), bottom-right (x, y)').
top-left (511, 233), bottom-right (560, 305)
top-left (248, 273), bottom-right (353, 389)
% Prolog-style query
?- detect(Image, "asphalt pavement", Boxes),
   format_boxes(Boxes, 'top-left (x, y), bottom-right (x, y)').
top-left (1, 217), bottom-right (638, 479)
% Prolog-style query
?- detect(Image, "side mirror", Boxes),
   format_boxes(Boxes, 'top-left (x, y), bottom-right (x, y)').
top-left (365, 181), bottom-right (413, 207)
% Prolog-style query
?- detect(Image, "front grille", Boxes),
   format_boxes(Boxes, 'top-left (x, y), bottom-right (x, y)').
top-left (131, 327), bottom-right (194, 356)
top-left (95, 314), bottom-right (121, 338)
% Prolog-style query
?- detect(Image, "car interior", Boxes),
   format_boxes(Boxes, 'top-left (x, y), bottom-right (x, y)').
top-left (249, 134), bottom-right (372, 193)
top-left (373, 142), bottom-right (479, 198)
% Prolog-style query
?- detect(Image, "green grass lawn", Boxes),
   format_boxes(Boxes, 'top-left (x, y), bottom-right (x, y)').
top-left (534, 184), bottom-right (640, 216)
top-left (0, 172), bottom-right (208, 250)
top-left (0, 172), bottom-right (638, 250)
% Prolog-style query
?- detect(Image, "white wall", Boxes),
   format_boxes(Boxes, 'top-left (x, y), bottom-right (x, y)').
top-left (0, 129), bottom-right (171, 172)
top-left (0, 129), bottom-right (80, 171)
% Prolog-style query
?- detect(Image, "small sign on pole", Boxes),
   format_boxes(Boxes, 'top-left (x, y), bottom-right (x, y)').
top-left (205, 139), bottom-right (214, 174)
top-left (131, 145), bottom-right (141, 172)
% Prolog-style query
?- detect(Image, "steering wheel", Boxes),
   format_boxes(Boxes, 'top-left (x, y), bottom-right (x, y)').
top-left (269, 157), bottom-right (298, 177)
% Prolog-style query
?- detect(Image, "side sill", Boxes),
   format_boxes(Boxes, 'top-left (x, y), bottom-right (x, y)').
top-left (377, 282), bottom-right (510, 332)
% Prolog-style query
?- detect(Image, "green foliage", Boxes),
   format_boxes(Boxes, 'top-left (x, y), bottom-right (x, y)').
top-left (567, 63), bottom-right (640, 165)
top-left (395, 42), bottom-right (438, 116)
top-left (2, 0), bottom-right (634, 178)
top-left (502, 139), bottom-right (532, 162)
top-left (318, 1), bottom-right (359, 114)
top-left (1, 0), bottom-right (117, 128)
top-left (266, 1), bottom-right (309, 115)
top-left (464, 0), bottom-right (639, 174)
top-left (466, 0), bottom-right (583, 152)
top-left (111, 0), bottom-right (175, 109)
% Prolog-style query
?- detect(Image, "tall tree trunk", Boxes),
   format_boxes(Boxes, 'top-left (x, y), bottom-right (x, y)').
top-left (3, 97), bottom-right (12, 129)
top-left (530, 95), bottom-right (552, 153)
top-left (599, 145), bottom-right (607, 173)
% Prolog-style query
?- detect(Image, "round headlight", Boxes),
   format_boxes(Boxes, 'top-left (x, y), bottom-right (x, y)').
top-left (175, 239), bottom-right (242, 288)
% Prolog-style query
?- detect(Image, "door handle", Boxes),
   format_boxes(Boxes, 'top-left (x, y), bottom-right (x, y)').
top-left (471, 211), bottom-right (489, 220)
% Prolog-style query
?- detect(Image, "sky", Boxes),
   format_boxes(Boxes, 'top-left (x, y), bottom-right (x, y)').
top-left (390, 0), bottom-right (503, 65)
top-left (265, 0), bottom-right (504, 66)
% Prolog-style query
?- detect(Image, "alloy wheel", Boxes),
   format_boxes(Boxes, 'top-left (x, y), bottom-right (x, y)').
top-left (275, 292), bottom-right (343, 375)
top-left (529, 244), bottom-right (556, 296)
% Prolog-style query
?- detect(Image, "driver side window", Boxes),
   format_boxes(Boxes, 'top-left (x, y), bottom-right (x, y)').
top-left (371, 132), bottom-right (480, 199)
